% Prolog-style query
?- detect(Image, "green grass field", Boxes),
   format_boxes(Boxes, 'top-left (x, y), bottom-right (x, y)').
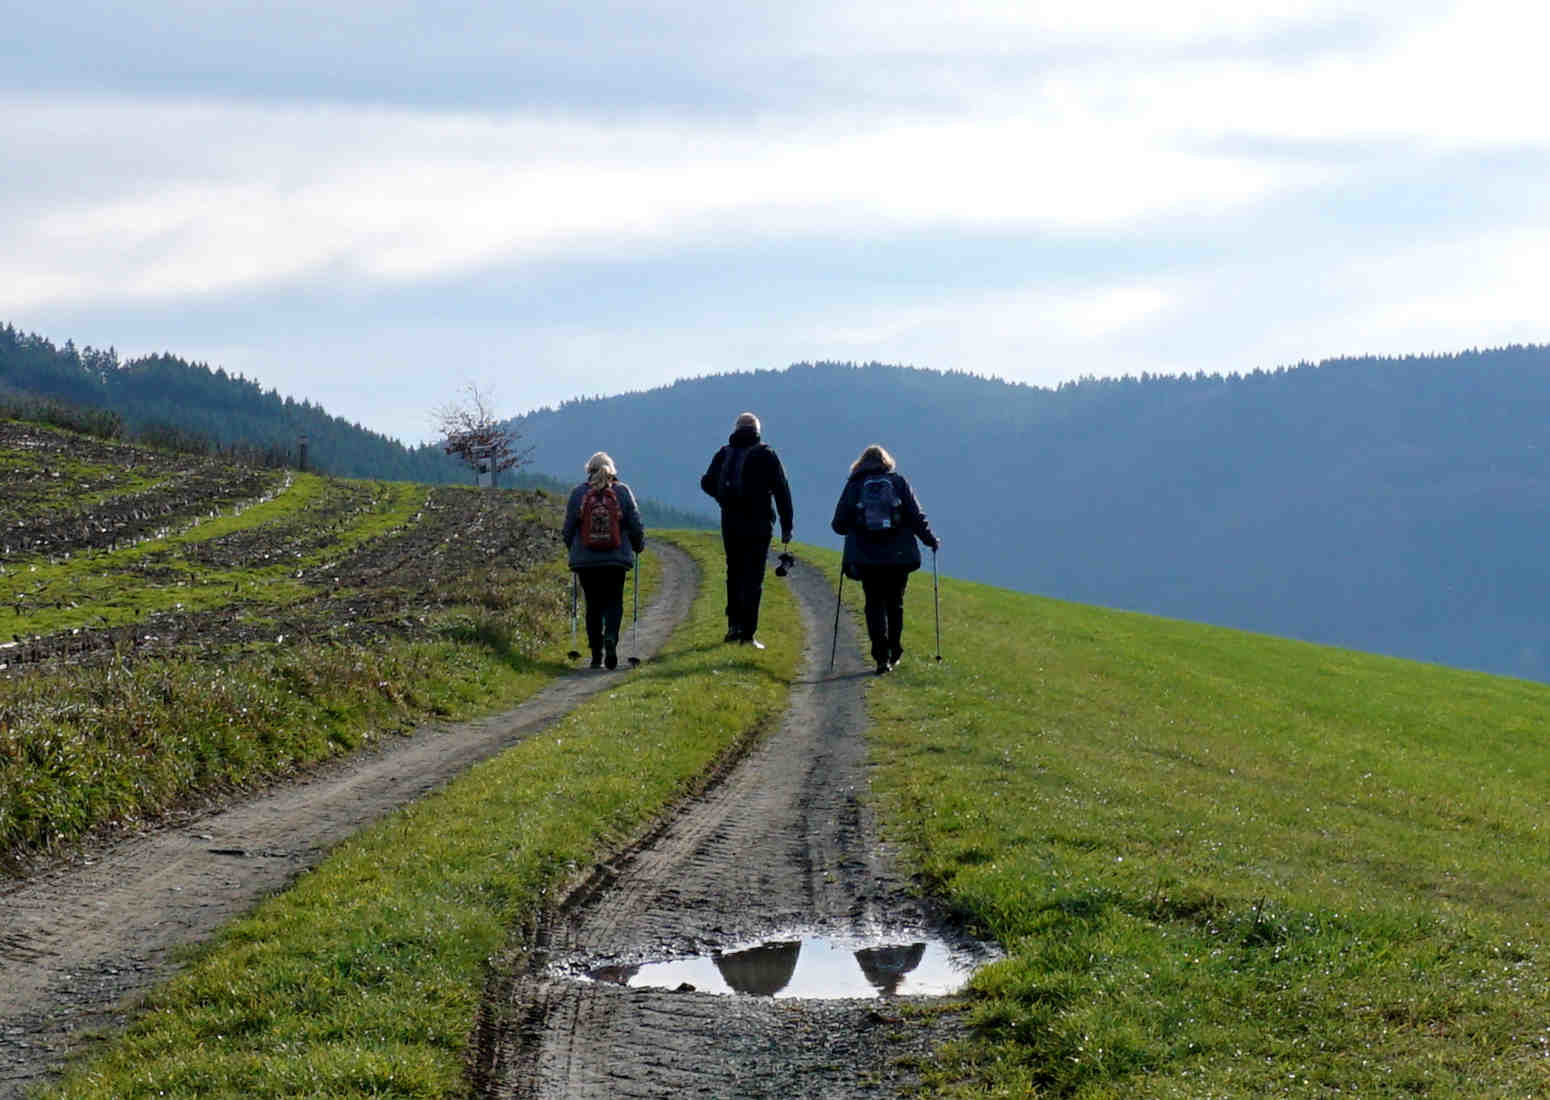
top-left (811, 549), bottom-right (1550, 1096)
top-left (0, 458), bottom-right (571, 864)
top-left (41, 533), bottom-right (803, 1099)
top-left (12, 421), bottom-right (1550, 1099)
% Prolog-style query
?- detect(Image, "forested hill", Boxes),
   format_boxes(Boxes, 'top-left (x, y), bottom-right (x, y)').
top-left (0, 323), bottom-right (464, 481)
top-left (0, 323), bottom-right (716, 530)
top-left (509, 347), bottom-right (1550, 682)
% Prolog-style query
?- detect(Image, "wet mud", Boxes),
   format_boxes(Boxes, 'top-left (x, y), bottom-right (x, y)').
top-left (469, 561), bottom-right (989, 1099)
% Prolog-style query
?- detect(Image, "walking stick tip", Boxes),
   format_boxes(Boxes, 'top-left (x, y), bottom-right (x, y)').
top-left (628, 548), bottom-right (641, 666)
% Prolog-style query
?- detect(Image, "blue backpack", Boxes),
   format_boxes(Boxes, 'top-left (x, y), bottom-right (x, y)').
top-left (857, 475), bottom-right (899, 534)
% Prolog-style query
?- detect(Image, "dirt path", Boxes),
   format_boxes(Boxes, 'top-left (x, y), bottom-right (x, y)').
top-left (0, 545), bottom-right (697, 1100)
top-left (468, 561), bottom-right (984, 1099)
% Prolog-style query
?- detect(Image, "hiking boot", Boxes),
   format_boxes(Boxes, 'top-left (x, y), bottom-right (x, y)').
top-left (724, 627), bottom-right (742, 643)
top-left (742, 637), bottom-right (766, 650)
top-left (875, 660), bottom-right (891, 675)
top-left (589, 649), bottom-right (603, 669)
top-left (889, 645), bottom-right (903, 667)
top-left (604, 641), bottom-right (618, 670)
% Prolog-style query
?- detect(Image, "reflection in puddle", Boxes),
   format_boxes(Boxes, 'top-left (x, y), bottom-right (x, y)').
top-left (854, 942), bottom-right (927, 996)
top-left (714, 940), bottom-right (801, 995)
top-left (586, 935), bottom-right (982, 999)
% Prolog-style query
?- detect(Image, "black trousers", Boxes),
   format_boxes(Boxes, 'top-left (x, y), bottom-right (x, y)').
top-left (721, 530), bottom-right (772, 638)
top-left (577, 566), bottom-right (627, 650)
top-left (858, 565), bottom-right (911, 664)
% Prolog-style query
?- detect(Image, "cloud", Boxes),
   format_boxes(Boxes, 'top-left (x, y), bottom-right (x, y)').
top-left (1, 89), bottom-right (1321, 315)
top-left (5, 3), bottom-right (1535, 320)
top-left (4, 1), bottom-right (1549, 445)
top-left (1332, 228), bottom-right (1550, 346)
top-left (806, 0), bottom-right (1370, 52)
top-left (798, 281), bottom-right (1173, 373)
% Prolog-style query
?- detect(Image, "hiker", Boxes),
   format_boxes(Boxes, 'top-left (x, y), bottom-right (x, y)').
top-left (700, 411), bottom-right (794, 649)
top-left (830, 443), bottom-right (940, 675)
top-left (563, 451), bottom-right (646, 669)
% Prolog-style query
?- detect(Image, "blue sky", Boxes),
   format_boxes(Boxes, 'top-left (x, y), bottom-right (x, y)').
top-left (4, 1), bottom-right (1546, 444)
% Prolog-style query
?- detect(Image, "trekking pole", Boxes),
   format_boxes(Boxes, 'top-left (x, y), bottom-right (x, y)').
top-left (566, 572), bottom-right (582, 661)
top-left (829, 572), bottom-right (845, 672)
top-left (932, 548), bottom-right (942, 662)
top-left (627, 550), bottom-right (642, 668)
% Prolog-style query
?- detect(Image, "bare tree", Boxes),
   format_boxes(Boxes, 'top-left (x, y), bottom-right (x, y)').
top-left (432, 383), bottom-right (532, 488)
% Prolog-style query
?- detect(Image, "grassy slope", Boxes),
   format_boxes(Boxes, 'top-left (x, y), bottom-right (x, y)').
top-left (808, 548), bottom-right (1550, 1096)
top-left (44, 534), bottom-right (803, 1099)
top-left (1, 461), bottom-right (561, 862)
top-left (27, 513), bottom-right (1550, 1097)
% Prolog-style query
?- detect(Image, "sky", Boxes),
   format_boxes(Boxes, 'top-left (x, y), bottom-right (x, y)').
top-left (4, 1), bottom-right (1548, 445)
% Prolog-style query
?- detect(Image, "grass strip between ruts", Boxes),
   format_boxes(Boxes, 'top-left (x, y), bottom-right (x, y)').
top-left (810, 546), bottom-right (1550, 1097)
top-left (43, 532), bottom-right (801, 1099)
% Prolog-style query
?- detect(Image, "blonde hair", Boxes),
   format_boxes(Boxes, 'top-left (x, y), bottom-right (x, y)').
top-left (585, 451), bottom-right (617, 489)
top-left (849, 443), bottom-right (896, 477)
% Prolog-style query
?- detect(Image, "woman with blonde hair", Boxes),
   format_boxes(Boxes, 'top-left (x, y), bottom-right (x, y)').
top-left (562, 451), bottom-right (646, 669)
top-left (830, 444), bottom-right (940, 674)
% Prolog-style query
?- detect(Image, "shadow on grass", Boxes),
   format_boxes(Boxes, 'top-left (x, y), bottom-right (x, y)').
top-left (666, 638), bottom-right (781, 660)
top-left (440, 619), bottom-right (572, 678)
top-left (1040, 887), bottom-right (1125, 932)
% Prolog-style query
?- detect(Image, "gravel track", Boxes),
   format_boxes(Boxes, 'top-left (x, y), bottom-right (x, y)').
top-left (468, 560), bottom-right (982, 1099)
top-left (0, 544), bottom-right (697, 1099)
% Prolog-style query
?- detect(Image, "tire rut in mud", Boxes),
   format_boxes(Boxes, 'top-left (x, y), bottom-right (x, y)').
top-left (0, 545), bottom-right (697, 1100)
top-left (469, 562), bottom-right (976, 1099)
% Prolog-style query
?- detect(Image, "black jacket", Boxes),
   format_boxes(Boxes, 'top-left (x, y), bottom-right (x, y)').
top-left (831, 460), bottom-right (937, 576)
top-left (700, 426), bottom-right (795, 540)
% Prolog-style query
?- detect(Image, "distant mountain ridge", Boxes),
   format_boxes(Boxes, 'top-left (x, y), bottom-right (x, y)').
top-left (1, 322), bottom-right (462, 482)
top-left (508, 349), bottom-right (1550, 682)
top-left (11, 315), bottom-right (1545, 680)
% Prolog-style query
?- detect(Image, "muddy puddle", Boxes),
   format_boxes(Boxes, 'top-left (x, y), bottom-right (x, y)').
top-left (578, 932), bottom-right (992, 1000)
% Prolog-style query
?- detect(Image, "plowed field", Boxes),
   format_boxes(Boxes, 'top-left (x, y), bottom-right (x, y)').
top-left (1, 420), bottom-right (568, 865)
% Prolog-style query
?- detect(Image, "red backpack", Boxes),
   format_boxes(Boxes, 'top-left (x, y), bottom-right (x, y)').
top-left (579, 484), bottom-right (622, 551)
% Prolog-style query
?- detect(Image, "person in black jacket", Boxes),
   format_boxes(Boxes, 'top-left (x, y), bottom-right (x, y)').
top-left (700, 412), bottom-right (794, 649)
top-left (562, 451), bottom-right (646, 669)
top-left (831, 443), bottom-right (940, 674)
